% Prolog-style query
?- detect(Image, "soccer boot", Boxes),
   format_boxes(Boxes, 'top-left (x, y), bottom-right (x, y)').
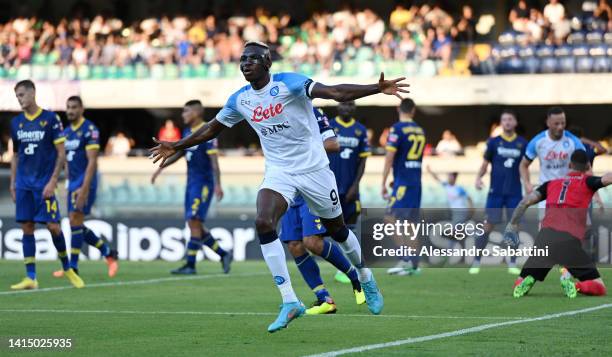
top-left (513, 276), bottom-right (535, 298)
top-left (171, 264), bottom-right (196, 275)
top-left (560, 276), bottom-right (577, 299)
top-left (361, 275), bottom-right (384, 315)
top-left (387, 260), bottom-right (411, 275)
top-left (106, 250), bottom-right (119, 277)
top-left (267, 301), bottom-right (306, 333)
top-left (65, 268), bottom-right (85, 288)
top-left (354, 289), bottom-right (366, 305)
top-left (306, 297), bottom-right (337, 315)
top-left (10, 277), bottom-right (38, 290)
top-left (334, 270), bottom-right (351, 284)
top-left (221, 250), bottom-right (233, 274)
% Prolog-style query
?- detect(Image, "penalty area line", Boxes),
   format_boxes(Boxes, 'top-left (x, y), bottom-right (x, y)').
top-left (304, 303), bottom-right (612, 357)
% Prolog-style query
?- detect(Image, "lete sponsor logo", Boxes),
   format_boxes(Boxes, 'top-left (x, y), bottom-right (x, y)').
top-left (251, 103), bottom-right (284, 122)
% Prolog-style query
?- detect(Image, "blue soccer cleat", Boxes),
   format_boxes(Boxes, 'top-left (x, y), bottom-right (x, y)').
top-left (267, 301), bottom-right (305, 333)
top-left (361, 276), bottom-right (384, 315)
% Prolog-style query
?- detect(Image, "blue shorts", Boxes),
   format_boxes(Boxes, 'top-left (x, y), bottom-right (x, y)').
top-left (340, 195), bottom-right (361, 223)
top-left (280, 201), bottom-right (327, 242)
top-left (184, 181), bottom-right (214, 222)
top-left (16, 188), bottom-right (61, 224)
top-left (386, 182), bottom-right (421, 220)
top-left (68, 185), bottom-right (97, 215)
top-left (485, 194), bottom-right (522, 224)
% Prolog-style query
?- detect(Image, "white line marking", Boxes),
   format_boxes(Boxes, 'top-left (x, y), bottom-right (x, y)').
top-left (304, 303), bottom-right (612, 357)
top-left (0, 272), bottom-right (267, 296)
top-left (0, 308), bottom-right (524, 320)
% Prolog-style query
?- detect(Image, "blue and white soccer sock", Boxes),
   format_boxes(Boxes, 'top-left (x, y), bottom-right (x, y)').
top-left (22, 234), bottom-right (36, 280)
top-left (259, 231), bottom-right (298, 303)
top-left (330, 226), bottom-right (372, 282)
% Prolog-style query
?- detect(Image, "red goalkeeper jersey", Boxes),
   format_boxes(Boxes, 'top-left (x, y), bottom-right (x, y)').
top-left (536, 171), bottom-right (604, 240)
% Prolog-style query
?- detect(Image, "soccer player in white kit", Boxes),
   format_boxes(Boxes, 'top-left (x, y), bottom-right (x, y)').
top-left (150, 42), bottom-right (409, 332)
top-left (519, 107), bottom-right (585, 218)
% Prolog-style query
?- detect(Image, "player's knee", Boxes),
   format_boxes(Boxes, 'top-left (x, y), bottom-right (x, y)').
top-left (286, 241), bottom-right (306, 257)
top-left (21, 222), bottom-right (35, 234)
top-left (188, 219), bottom-right (203, 236)
top-left (303, 236), bottom-right (324, 255)
top-left (69, 212), bottom-right (84, 226)
top-left (47, 223), bottom-right (61, 236)
top-left (254, 215), bottom-right (275, 234)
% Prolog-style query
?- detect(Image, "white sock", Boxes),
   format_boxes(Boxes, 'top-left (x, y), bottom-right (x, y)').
top-left (261, 239), bottom-right (298, 303)
top-left (338, 229), bottom-right (372, 282)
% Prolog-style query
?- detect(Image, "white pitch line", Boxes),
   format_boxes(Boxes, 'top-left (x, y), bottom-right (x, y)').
top-left (0, 272), bottom-right (267, 296)
top-left (304, 303), bottom-right (612, 357)
top-left (0, 308), bottom-right (524, 321)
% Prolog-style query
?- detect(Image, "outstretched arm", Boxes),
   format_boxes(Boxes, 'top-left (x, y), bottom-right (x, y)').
top-left (151, 151), bottom-right (185, 184)
top-left (426, 165), bottom-right (442, 183)
top-left (506, 190), bottom-right (544, 231)
top-left (150, 119), bottom-right (226, 167)
top-left (311, 72), bottom-right (409, 102)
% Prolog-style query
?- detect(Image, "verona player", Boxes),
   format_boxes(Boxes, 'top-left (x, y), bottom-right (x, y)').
top-left (151, 41), bottom-right (408, 332)
top-left (327, 100), bottom-right (371, 283)
top-left (280, 107), bottom-right (365, 315)
top-left (151, 100), bottom-right (232, 275)
top-left (52, 96), bottom-right (118, 279)
top-left (10, 80), bottom-right (83, 290)
top-left (382, 98), bottom-right (425, 276)
top-left (508, 150), bottom-right (610, 298)
top-left (472, 110), bottom-right (527, 275)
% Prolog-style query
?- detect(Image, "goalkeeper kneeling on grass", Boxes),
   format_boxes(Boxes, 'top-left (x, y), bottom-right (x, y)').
top-left (503, 150), bottom-right (609, 298)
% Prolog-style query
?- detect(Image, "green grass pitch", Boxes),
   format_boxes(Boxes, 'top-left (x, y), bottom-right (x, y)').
top-left (1, 260), bottom-right (611, 356)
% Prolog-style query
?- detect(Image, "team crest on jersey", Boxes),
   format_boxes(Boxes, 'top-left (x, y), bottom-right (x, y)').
top-left (563, 140), bottom-right (569, 148)
top-left (19, 123), bottom-right (23, 128)
top-left (355, 129), bottom-right (362, 136)
top-left (39, 120), bottom-right (47, 128)
top-left (269, 86), bottom-right (279, 96)
top-left (91, 129), bottom-right (99, 140)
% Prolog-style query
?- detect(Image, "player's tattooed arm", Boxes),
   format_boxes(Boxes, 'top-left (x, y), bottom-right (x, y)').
top-left (311, 73), bottom-right (410, 102)
top-left (506, 190), bottom-right (543, 231)
top-left (150, 119), bottom-right (226, 167)
top-left (519, 157), bottom-right (533, 193)
top-left (44, 142), bottom-right (66, 199)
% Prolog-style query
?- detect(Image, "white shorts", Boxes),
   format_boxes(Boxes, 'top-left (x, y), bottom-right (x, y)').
top-left (260, 167), bottom-right (343, 219)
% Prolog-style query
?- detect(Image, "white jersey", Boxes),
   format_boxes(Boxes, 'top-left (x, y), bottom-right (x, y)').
top-left (525, 130), bottom-right (585, 183)
top-left (442, 182), bottom-right (470, 209)
top-left (216, 72), bottom-right (328, 174)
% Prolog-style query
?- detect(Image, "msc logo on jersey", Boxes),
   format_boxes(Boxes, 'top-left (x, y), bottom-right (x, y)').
top-left (269, 86), bottom-right (279, 96)
top-left (260, 122), bottom-right (291, 137)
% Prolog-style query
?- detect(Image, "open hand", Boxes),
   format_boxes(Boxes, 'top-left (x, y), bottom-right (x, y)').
top-left (378, 72), bottom-right (410, 100)
top-left (149, 138), bottom-right (177, 167)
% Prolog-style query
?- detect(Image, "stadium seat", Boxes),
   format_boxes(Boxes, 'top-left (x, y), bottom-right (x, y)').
top-left (194, 64), bottom-right (207, 78)
top-left (404, 60), bottom-right (419, 76)
top-left (46, 65), bottom-right (62, 80)
top-left (498, 31), bottom-right (517, 47)
top-left (15, 65), bottom-right (31, 80)
top-left (31, 65), bottom-right (46, 80)
top-left (539, 57), bottom-right (559, 74)
top-left (418, 60), bottom-right (438, 77)
top-left (91, 65), bottom-right (106, 79)
top-left (299, 62), bottom-right (316, 76)
top-left (0, 67), bottom-right (7, 78)
top-left (342, 60), bottom-right (358, 76)
top-left (586, 31), bottom-right (603, 45)
top-left (77, 65), bottom-right (90, 79)
top-left (567, 32), bottom-right (585, 45)
top-left (135, 63), bottom-right (150, 78)
top-left (605, 32), bottom-right (612, 45)
top-left (358, 60), bottom-right (376, 77)
top-left (150, 64), bottom-right (165, 80)
top-left (106, 65), bottom-right (119, 79)
top-left (122, 65), bottom-right (136, 79)
top-left (207, 63), bottom-right (222, 78)
top-left (590, 45), bottom-right (610, 72)
top-left (572, 45), bottom-right (593, 73)
top-left (164, 64), bottom-right (179, 79)
top-left (224, 63), bottom-right (240, 78)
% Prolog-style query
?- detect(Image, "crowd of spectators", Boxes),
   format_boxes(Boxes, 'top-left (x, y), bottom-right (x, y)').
top-left (0, 4), bottom-right (482, 75)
